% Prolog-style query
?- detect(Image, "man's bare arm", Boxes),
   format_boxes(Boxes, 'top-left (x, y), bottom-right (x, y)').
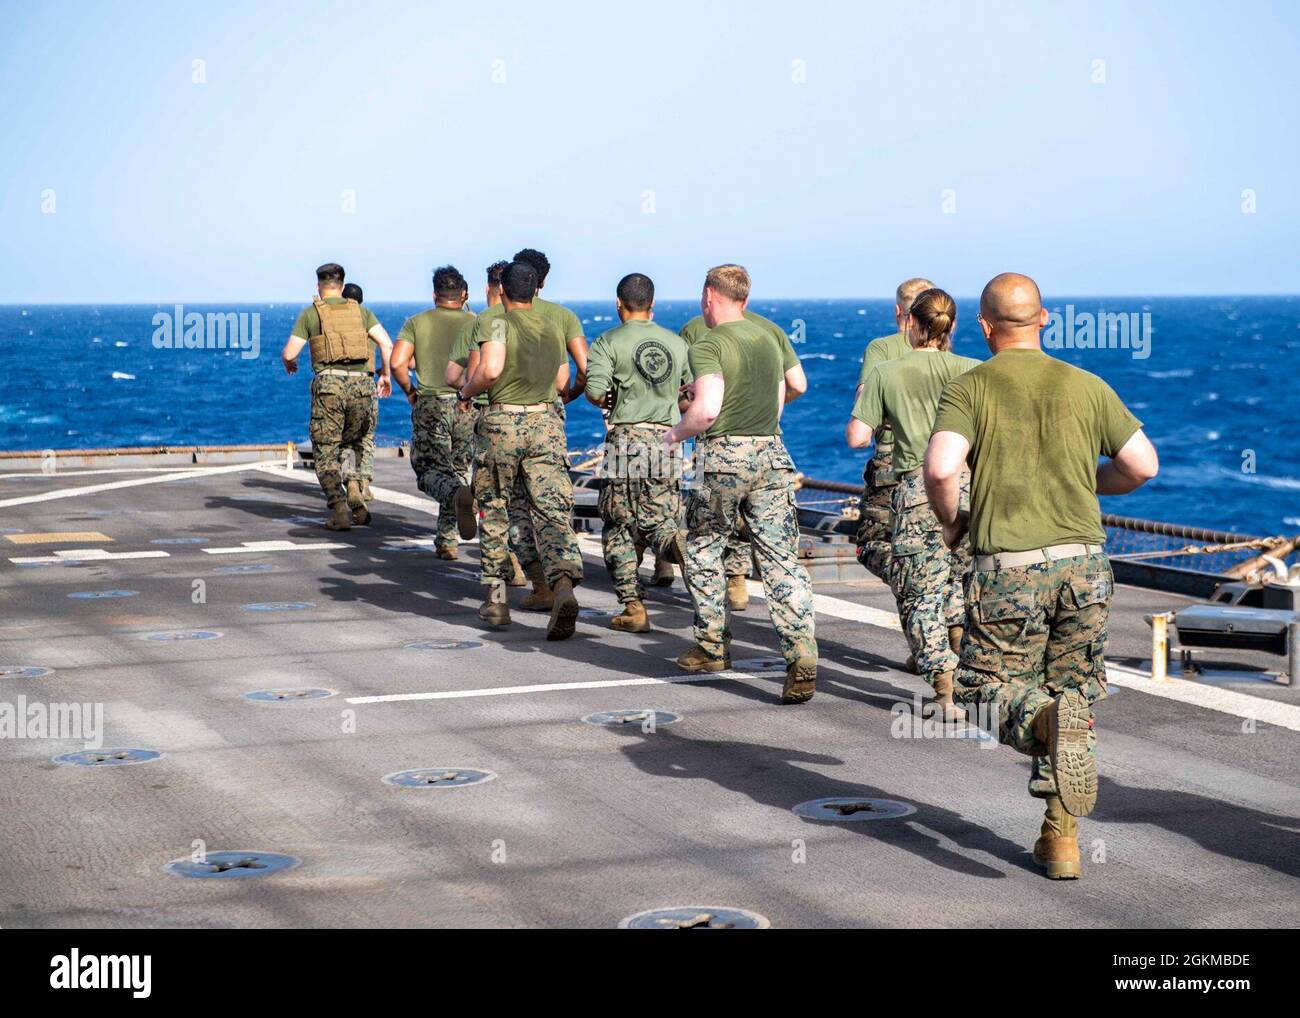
top-left (1096, 429), bottom-right (1159, 495)
top-left (924, 430), bottom-right (971, 548)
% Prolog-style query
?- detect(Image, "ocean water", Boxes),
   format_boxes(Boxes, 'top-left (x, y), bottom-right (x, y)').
top-left (1, 297), bottom-right (1297, 536)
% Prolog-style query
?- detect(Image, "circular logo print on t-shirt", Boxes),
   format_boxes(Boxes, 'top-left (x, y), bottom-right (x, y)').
top-left (633, 340), bottom-right (673, 385)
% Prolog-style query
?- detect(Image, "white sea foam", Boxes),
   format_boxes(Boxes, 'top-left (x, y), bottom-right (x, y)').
top-left (1147, 369), bottom-right (1194, 379)
top-left (111, 371), bottom-right (136, 381)
top-left (802, 353), bottom-right (837, 360)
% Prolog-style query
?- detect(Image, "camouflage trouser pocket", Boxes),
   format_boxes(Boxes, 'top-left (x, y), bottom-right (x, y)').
top-left (1048, 562), bottom-right (1113, 697)
top-left (962, 595), bottom-right (1032, 683)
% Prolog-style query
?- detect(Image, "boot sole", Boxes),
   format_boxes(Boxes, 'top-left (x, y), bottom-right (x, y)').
top-left (455, 488), bottom-right (477, 541)
top-left (781, 659), bottom-right (817, 704)
top-left (1033, 850), bottom-right (1081, 880)
top-left (351, 508), bottom-right (371, 526)
top-left (346, 486), bottom-right (366, 511)
top-left (546, 594), bottom-right (579, 641)
top-left (478, 608), bottom-right (511, 628)
top-left (652, 570), bottom-right (675, 587)
top-left (1052, 690), bottom-right (1097, 817)
top-left (676, 657), bottom-right (731, 674)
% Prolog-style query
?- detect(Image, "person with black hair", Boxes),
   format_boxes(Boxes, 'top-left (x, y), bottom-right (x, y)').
top-left (511, 247), bottom-right (588, 405)
top-left (585, 273), bottom-right (692, 633)
top-left (339, 283), bottom-right (379, 505)
top-left (390, 265), bottom-right (475, 558)
top-left (457, 261), bottom-right (583, 640)
top-left (281, 263), bottom-right (393, 530)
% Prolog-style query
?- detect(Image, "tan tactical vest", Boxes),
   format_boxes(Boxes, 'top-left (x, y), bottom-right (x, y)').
top-left (309, 298), bottom-right (371, 366)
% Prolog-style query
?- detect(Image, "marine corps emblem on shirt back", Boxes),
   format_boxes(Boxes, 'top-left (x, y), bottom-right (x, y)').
top-left (633, 340), bottom-right (672, 385)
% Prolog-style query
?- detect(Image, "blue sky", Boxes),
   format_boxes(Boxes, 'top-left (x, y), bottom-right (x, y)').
top-left (2, 0), bottom-right (1298, 301)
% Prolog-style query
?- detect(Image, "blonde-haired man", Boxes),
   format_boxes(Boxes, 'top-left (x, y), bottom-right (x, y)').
top-left (667, 264), bottom-right (818, 703)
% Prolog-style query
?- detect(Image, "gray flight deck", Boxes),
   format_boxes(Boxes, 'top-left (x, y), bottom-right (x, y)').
top-left (1, 453), bottom-right (1298, 928)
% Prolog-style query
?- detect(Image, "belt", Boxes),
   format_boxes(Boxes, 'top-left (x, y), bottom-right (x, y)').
top-left (610, 421), bottom-right (671, 431)
top-left (489, 402), bottom-right (552, 412)
top-left (974, 543), bottom-right (1104, 572)
top-left (315, 368), bottom-right (364, 378)
top-left (702, 434), bottom-right (779, 444)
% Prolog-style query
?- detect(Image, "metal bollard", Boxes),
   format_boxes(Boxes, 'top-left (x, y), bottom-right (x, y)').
top-left (1150, 612), bottom-right (1173, 681)
top-left (1289, 621), bottom-right (1299, 687)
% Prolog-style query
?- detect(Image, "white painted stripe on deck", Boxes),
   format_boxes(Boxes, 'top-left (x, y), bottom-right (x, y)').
top-left (348, 669), bottom-right (775, 705)
top-left (0, 461), bottom-right (270, 509)
top-left (1105, 662), bottom-right (1300, 732)
top-left (9, 549), bottom-right (171, 564)
top-left (202, 540), bottom-right (350, 555)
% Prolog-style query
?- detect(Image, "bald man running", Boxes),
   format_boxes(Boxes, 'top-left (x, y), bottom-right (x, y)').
top-left (925, 272), bottom-right (1158, 881)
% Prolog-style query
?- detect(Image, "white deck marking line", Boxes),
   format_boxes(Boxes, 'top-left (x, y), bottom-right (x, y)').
top-left (0, 461), bottom-right (270, 509)
top-left (254, 463), bottom-right (1295, 726)
top-left (348, 669), bottom-right (777, 704)
top-left (0, 467), bottom-right (224, 479)
top-left (1105, 661), bottom-right (1300, 732)
top-left (202, 540), bottom-right (350, 555)
top-left (9, 549), bottom-right (171, 564)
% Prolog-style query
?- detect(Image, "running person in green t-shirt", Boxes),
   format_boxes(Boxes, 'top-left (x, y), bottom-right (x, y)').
top-left (457, 260), bottom-right (583, 641)
top-left (585, 272), bottom-right (692, 633)
top-left (667, 264), bottom-right (817, 703)
top-left (925, 272), bottom-right (1158, 880)
top-left (679, 308), bottom-right (805, 610)
top-left (852, 278), bottom-right (934, 587)
top-left (281, 262), bottom-right (394, 531)
top-left (848, 288), bottom-right (978, 719)
top-left (340, 282), bottom-right (379, 505)
top-left (390, 266), bottom-right (475, 558)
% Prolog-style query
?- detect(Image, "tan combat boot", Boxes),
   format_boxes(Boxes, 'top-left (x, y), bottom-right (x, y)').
top-left (478, 580), bottom-right (510, 628)
top-left (726, 575), bottom-right (749, 611)
top-left (782, 655), bottom-right (817, 704)
top-left (325, 502), bottom-right (351, 531)
top-left (507, 552), bottom-right (528, 587)
top-left (520, 561), bottom-right (554, 611)
top-left (611, 600), bottom-right (650, 633)
top-left (350, 501), bottom-right (371, 526)
top-left (1032, 690), bottom-right (1097, 817)
top-left (436, 546), bottom-right (458, 560)
top-left (676, 646), bottom-right (732, 673)
top-left (546, 576), bottom-right (579, 641)
top-left (361, 480), bottom-right (374, 502)
top-left (949, 626), bottom-right (963, 655)
top-left (926, 670), bottom-right (966, 722)
top-left (1032, 795), bottom-right (1081, 879)
top-left (454, 484), bottom-right (477, 540)
top-left (346, 479), bottom-right (365, 511)
top-left (651, 555), bottom-right (675, 587)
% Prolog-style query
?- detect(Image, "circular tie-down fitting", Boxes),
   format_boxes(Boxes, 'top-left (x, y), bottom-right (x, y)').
top-left (54, 748), bottom-right (162, 767)
top-left (165, 850), bottom-right (300, 880)
top-left (729, 656), bottom-right (787, 675)
top-left (0, 665), bottom-right (54, 679)
top-left (578, 607), bottom-right (622, 620)
top-left (583, 709), bottom-right (681, 729)
top-left (242, 601), bottom-right (314, 612)
top-left (140, 630), bottom-right (222, 642)
top-left (67, 589), bottom-right (139, 600)
top-left (214, 562), bottom-right (275, 574)
top-left (244, 688), bottom-right (336, 704)
top-left (150, 537), bottom-right (209, 545)
top-left (382, 768), bottom-right (497, 789)
top-left (793, 797), bottom-right (917, 822)
top-left (619, 906), bottom-right (770, 930)
top-left (405, 639), bottom-right (484, 652)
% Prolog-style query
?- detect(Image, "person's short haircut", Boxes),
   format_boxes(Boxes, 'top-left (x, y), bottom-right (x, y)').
top-left (895, 277), bottom-right (935, 315)
top-left (979, 272), bottom-right (1043, 328)
top-left (704, 264), bottom-right (751, 303)
top-left (341, 283), bottom-right (363, 303)
top-left (501, 261), bottom-right (539, 303)
top-left (512, 248), bottom-right (551, 286)
top-left (316, 263), bottom-right (346, 285)
top-left (486, 259), bottom-right (510, 290)
top-left (432, 265), bottom-right (467, 299)
top-left (616, 272), bottom-right (655, 312)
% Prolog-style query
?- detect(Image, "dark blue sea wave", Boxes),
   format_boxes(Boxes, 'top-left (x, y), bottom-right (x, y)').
top-left (1, 296), bottom-right (1296, 535)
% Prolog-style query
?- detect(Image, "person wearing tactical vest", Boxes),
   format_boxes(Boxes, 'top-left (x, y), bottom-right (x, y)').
top-left (457, 260), bottom-right (583, 640)
top-left (852, 278), bottom-right (935, 604)
top-left (341, 282), bottom-right (378, 505)
top-left (390, 266), bottom-right (475, 559)
top-left (584, 272), bottom-right (692, 633)
top-left (848, 287), bottom-right (978, 721)
top-left (926, 272), bottom-right (1158, 880)
top-left (281, 262), bottom-right (394, 530)
top-left (667, 264), bottom-right (817, 704)
top-left (679, 307), bottom-right (805, 612)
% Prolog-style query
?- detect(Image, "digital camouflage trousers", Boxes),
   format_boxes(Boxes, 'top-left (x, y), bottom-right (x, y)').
top-left (598, 424), bottom-right (683, 603)
top-left (411, 394), bottom-right (477, 550)
top-left (854, 431), bottom-right (896, 582)
top-left (310, 372), bottom-right (375, 508)
top-left (685, 436), bottom-right (816, 666)
top-left (955, 552), bottom-right (1112, 799)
